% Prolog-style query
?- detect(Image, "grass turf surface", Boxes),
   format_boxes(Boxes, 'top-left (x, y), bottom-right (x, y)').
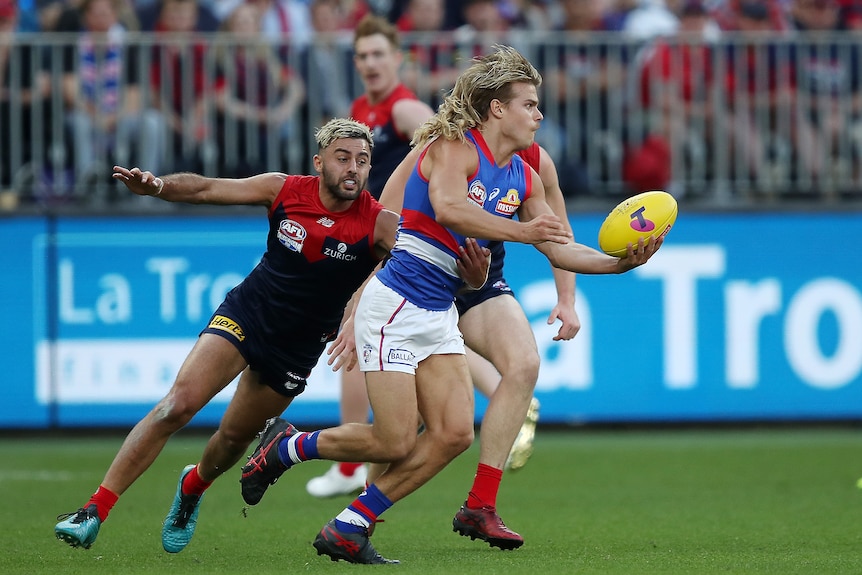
top-left (3, 427), bottom-right (861, 574)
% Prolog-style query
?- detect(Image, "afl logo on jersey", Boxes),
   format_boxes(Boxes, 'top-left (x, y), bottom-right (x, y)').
top-left (467, 180), bottom-right (486, 207)
top-left (277, 219), bottom-right (307, 253)
top-left (495, 189), bottom-right (521, 216)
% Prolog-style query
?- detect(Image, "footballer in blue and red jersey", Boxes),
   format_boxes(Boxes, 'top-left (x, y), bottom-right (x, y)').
top-left (350, 84), bottom-right (419, 198)
top-left (202, 174), bottom-right (384, 396)
top-left (378, 129), bottom-right (532, 312)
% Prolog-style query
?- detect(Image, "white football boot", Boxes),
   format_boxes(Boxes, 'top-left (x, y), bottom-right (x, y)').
top-left (306, 463), bottom-right (368, 498)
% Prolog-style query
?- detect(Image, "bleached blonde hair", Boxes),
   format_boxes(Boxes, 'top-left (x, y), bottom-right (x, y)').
top-left (315, 118), bottom-right (375, 150)
top-left (412, 45), bottom-right (542, 146)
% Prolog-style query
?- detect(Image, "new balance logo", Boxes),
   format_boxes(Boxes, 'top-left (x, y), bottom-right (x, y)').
top-left (317, 217), bottom-right (335, 228)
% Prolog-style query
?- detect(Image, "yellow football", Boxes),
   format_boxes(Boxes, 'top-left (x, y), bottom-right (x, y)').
top-left (598, 190), bottom-right (678, 257)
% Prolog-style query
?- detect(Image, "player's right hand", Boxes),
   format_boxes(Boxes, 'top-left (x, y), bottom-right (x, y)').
top-left (326, 317), bottom-right (358, 372)
top-left (522, 213), bottom-right (572, 245)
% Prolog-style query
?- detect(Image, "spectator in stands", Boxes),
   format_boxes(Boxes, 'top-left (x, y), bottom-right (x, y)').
top-left (456, 0), bottom-right (508, 35)
top-left (41, 0), bottom-right (140, 31)
top-left (397, 0), bottom-right (461, 107)
top-left (489, 0), bottom-right (555, 31)
top-left (245, 0), bottom-right (313, 53)
top-left (536, 0), bottom-right (627, 195)
top-left (712, 0), bottom-right (788, 32)
top-left (0, 0), bottom-right (50, 194)
top-left (137, 0), bottom-right (219, 31)
top-left (299, 0), bottom-right (353, 122)
top-left (838, 0), bottom-right (862, 29)
top-left (614, 0), bottom-right (680, 40)
top-left (787, 0), bottom-right (862, 186)
top-left (637, 0), bottom-right (719, 194)
top-left (63, 0), bottom-right (166, 188)
top-left (453, 0), bottom-right (516, 49)
top-left (384, 0), bottom-right (464, 28)
top-left (37, 0), bottom-right (86, 31)
top-left (149, 0), bottom-right (211, 173)
top-left (720, 0), bottom-right (794, 191)
top-left (213, 2), bottom-right (306, 177)
top-left (13, 0), bottom-right (42, 31)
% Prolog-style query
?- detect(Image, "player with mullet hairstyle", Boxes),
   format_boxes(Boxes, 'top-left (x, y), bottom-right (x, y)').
top-left (53, 118), bottom-right (490, 554)
top-left (240, 46), bottom-right (662, 564)
top-left (365, 129), bottom-right (579, 550)
top-left (306, 13), bottom-right (435, 498)
top-left (310, 15), bottom-right (570, 505)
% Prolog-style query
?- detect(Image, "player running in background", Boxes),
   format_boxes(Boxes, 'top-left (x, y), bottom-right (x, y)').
top-left (240, 45), bottom-right (661, 564)
top-left (306, 13), bottom-right (435, 498)
top-left (54, 118), bottom-right (429, 552)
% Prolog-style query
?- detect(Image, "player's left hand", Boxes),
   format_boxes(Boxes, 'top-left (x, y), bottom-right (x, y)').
top-left (616, 234), bottom-right (663, 273)
top-left (457, 238), bottom-right (492, 290)
top-left (326, 316), bottom-right (358, 372)
top-left (112, 165), bottom-right (163, 196)
top-left (548, 304), bottom-right (581, 341)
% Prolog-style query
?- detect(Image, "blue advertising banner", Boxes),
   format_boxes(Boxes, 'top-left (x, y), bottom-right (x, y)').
top-left (2, 211), bottom-right (860, 428)
top-left (500, 212), bottom-right (862, 423)
top-left (1, 217), bottom-right (49, 428)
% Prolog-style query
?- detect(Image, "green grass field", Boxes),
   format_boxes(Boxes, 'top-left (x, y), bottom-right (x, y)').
top-left (3, 427), bottom-right (862, 574)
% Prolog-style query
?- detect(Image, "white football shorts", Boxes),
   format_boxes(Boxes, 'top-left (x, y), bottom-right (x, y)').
top-left (354, 276), bottom-right (464, 374)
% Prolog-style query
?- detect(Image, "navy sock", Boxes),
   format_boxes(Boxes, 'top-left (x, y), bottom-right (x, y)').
top-left (335, 483), bottom-right (392, 533)
top-left (277, 430), bottom-right (321, 466)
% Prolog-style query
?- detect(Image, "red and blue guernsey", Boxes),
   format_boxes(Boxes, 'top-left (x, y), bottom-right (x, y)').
top-left (377, 129), bottom-right (532, 311)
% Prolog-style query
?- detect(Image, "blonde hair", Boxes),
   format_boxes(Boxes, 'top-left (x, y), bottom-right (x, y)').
top-left (316, 118), bottom-right (375, 150)
top-left (412, 45), bottom-right (542, 146)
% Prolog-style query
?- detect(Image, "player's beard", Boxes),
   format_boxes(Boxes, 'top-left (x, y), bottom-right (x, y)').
top-left (323, 171), bottom-right (366, 202)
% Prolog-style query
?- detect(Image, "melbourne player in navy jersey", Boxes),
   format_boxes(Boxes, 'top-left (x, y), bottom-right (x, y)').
top-left (200, 173), bottom-right (385, 392)
top-left (239, 47), bottom-right (662, 564)
top-left (55, 119), bottom-right (448, 555)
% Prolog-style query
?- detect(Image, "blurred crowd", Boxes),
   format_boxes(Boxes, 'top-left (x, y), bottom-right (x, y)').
top-left (2, 0), bottom-right (862, 209)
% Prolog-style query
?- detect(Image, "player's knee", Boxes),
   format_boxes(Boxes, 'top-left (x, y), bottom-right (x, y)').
top-left (379, 432), bottom-right (416, 461)
top-left (450, 425), bottom-right (474, 456)
top-left (432, 421), bottom-right (474, 459)
top-left (151, 389), bottom-right (202, 429)
top-left (216, 425), bottom-right (257, 452)
top-left (502, 352), bottom-right (540, 389)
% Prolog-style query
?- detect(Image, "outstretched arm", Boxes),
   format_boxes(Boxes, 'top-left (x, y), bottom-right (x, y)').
top-left (111, 165), bottom-right (286, 207)
top-left (519, 170), bottom-right (662, 274)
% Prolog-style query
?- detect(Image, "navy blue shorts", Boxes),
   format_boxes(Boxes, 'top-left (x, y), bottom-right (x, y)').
top-left (455, 276), bottom-right (515, 316)
top-left (201, 295), bottom-right (327, 398)
top-left (455, 241), bottom-right (514, 316)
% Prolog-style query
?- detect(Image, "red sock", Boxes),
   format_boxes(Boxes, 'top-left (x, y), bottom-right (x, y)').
top-left (338, 462), bottom-right (364, 477)
top-left (86, 485), bottom-right (119, 522)
top-left (181, 464), bottom-right (213, 496)
top-left (466, 463), bottom-right (503, 510)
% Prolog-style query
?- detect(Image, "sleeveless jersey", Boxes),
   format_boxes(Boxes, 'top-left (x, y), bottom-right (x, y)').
top-left (208, 175), bottom-right (384, 382)
top-left (350, 84), bottom-right (419, 198)
top-left (480, 142), bottom-right (542, 282)
top-left (377, 129), bottom-right (533, 311)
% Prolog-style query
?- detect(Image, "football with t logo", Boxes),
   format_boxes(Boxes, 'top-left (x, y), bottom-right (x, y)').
top-left (598, 191), bottom-right (678, 257)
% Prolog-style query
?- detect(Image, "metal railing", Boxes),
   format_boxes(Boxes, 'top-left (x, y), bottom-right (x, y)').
top-left (2, 31), bottom-right (862, 212)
